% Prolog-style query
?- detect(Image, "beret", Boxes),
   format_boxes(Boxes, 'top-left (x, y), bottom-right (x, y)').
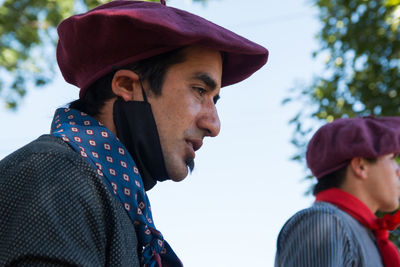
top-left (306, 116), bottom-right (400, 179)
top-left (56, 0), bottom-right (269, 96)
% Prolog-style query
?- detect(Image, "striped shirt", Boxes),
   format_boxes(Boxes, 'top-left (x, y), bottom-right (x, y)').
top-left (275, 202), bottom-right (383, 267)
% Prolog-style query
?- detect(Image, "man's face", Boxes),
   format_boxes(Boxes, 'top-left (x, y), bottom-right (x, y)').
top-left (366, 153), bottom-right (400, 212)
top-left (146, 46), bottom-right (222, 181)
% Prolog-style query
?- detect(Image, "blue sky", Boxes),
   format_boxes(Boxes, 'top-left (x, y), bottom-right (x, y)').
top-left (0, 0), bottom-right (323, 266)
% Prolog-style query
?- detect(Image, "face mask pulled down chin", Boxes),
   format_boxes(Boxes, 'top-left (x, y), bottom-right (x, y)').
top-left (113, 97), bottom-right (169, 191)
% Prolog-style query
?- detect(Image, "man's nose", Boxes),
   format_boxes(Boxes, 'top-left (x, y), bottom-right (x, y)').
top-left (197, 102), bottom-right (221, 137)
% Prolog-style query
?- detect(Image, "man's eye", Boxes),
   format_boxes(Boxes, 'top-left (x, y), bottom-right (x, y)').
top-left (193, 87), bottom-right (206, 96)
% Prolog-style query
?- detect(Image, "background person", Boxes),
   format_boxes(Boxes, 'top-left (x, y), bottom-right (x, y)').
top-left (275, 116), bottom-right (400, 267)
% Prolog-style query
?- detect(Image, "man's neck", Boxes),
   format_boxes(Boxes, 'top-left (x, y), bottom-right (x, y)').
top-left (95, 98), bottom-right (117, 136)
top-left (339, 184), bottom-right (378, 213)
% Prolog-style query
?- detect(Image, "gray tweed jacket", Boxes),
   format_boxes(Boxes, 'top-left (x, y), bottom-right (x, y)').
top-left (0, 135), bottom-right (140, 266)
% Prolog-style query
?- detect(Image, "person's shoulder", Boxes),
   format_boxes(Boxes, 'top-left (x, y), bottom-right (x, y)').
top-left (1, 134), bottom-right (78, 164)
top-left (0, 134), bottom-right (95, 197)
top-left (275, 202), bottom-right (358, 267)
top-left (0, 134), bottom-right (104, 211)
top-left (0, 134), bottom-right (95, 185)
top-left (277, 202), bottom-right (351, 244)
top-left (283, 201), bottom-right (345, 225)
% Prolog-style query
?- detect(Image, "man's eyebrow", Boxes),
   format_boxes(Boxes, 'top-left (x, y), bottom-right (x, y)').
top-left (192, 72), bottom-right (217, 91)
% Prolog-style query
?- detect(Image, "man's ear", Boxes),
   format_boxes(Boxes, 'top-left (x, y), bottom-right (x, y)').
top-left (111, 70), bottom-right (143, 101)
top-left (349, 157), bottom-right (368, 180)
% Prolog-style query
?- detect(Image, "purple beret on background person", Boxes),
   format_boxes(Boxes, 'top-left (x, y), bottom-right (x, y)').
top-left (307, 116), bottom-right (400, 178)
top-left (276, 116), bottom-right (400, 267)
top-left (0, 1), bottom-right (268, 266)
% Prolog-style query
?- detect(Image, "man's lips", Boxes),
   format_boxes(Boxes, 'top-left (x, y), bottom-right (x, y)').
top-left (186, 138), bottom-right (203, 152)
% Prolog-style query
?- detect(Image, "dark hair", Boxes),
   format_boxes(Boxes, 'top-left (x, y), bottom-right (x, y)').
top-left (69, 48), bottom-right (186, 116)
top-left (312, 157), bottom-right (377, 196)
top-left (312, 166), bottom-right (348, 196)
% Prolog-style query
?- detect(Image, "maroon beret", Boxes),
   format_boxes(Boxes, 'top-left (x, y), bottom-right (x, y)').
top-left (306, 116), bottom-right (400, 179)
top-left (56, 0), bottom-right (269, 96)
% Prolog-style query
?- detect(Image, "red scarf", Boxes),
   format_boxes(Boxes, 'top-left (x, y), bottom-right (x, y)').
top-left (316, 188), bottom-right (400, 267)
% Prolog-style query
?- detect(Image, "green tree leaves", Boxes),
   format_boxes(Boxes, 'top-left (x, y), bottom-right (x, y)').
top-left (287, 0), bottom-right (400, 246)
top-left (0, 0), bottom-right (76, 109)
top-left (287, 0), bottom-right (400, 167)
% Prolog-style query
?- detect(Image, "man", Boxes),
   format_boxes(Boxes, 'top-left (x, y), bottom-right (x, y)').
top-left (275, 116), bottom-right (400, 267)
top-left (0, 1), bottom-right (268, 266)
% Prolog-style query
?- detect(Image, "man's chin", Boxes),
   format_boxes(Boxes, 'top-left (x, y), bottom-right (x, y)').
top-left (167, 158), bottom-right (194, 182)
top-left (170, 176), bottom-right (187, 182)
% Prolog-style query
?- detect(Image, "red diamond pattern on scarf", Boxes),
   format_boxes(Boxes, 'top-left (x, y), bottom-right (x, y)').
top-left (50, 108), bottom-right (182, 267)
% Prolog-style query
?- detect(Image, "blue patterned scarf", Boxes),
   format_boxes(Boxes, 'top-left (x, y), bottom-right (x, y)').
top-left (51, 108), bottom-right (182, 267)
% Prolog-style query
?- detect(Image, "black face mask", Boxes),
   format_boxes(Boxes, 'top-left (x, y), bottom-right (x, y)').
top-left (113, 94), bottom-right (169, 191)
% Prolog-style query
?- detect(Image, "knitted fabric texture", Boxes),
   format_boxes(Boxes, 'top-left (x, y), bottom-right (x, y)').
top-left (0, 135), bottom-right (140, 266)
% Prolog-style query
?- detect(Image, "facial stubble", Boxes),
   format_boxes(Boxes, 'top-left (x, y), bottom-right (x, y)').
top-left (186, 157), bottom-right (195, 173)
